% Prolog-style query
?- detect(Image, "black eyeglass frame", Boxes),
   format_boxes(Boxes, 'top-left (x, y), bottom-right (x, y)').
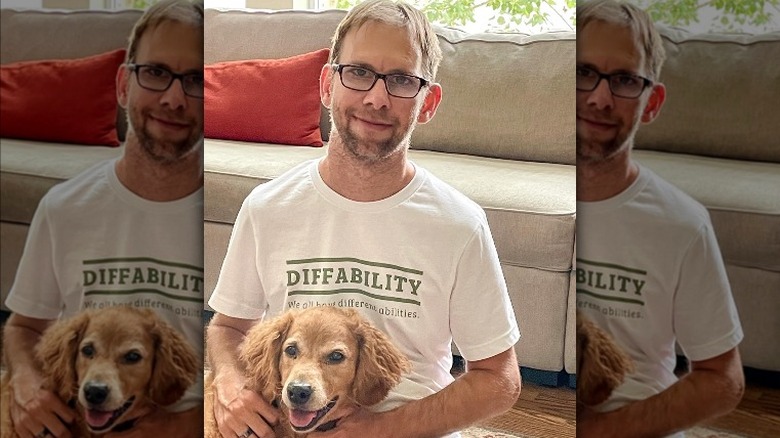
top-left (333, 63), bottom-right (429, 99)
top-left (127, 63), bottom-right (204, 99)
top-left (576, 66), bottom-right (653, 99)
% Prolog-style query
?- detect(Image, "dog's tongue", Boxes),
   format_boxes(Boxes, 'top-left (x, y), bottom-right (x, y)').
top-left (86, 409), bottom-right (114, 428)
top-left (290, 409), bottom-right (317, 428)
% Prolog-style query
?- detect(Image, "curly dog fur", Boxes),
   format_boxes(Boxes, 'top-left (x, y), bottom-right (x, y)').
top-left (205, 306), bottom-right (410, 438)
top-left (1, 307), bottom-right (198, 437)
top-left (577, 310), bottom-right (634, 409)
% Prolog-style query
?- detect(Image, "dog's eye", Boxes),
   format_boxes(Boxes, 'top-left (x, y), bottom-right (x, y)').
top-left (124, 351), bottom-right (142, 364)
top-left (81, 345), bottom-right (95, 358)
top-left (327, 351), bottom-right (345, 364)
top-left (284, 345), bottom-right (298, 358)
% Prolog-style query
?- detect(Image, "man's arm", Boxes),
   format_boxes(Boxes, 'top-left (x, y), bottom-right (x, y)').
top-left (206, 312), bottom-right (279, 438)
top-left (580, 347), bottom-right (744, 438)
top-left (3, 313), bottom-right (75, 438)
top-left (313, 346), bottom-right (521, 438)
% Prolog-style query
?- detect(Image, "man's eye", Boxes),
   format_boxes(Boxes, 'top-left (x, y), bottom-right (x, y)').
top-left (615, 75), bottom-right (639, 87)
top-left (188, 74), bottom-right (204, 87)
top-left (390, 75), bottom-right (413, 86)
top-left (284, 345), bottom-right (298, 358)
top-left (124, 351), bottom-right (142, 364)
top-left (348, 67), bottom-right (370, 77)
top-left (144, 66), bottom-right (168, 78)
top-left (576, 67), bottom-right (595, 77)
top-left (81, 345), bottom-right (95, 358)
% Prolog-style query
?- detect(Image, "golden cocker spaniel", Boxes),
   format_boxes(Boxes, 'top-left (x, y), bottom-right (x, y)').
top-left (1, 307), bottom-right (199, 437)
top-left (205, 306), bottom-right (411, 438)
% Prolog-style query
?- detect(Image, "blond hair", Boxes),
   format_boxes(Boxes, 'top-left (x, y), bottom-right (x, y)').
top-left (126, 0), bottom-right (203, 63)
top-left (578, 0), bottom-right (666, 80)
top-left (329, 0), bottom-right (442, 81)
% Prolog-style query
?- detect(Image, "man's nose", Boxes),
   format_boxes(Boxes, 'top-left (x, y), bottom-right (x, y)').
top-left (160, 77), bottom-right (188, 110)
top-left (587, 77), bottom-right (614, 110)
top-left (363, 77), bottom-right (391, 109)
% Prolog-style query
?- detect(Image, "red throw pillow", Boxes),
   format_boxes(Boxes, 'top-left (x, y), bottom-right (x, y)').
top-left (205, 48), bottom-right (329, 147)
top-left (0, 49), bottom-right (125, 146)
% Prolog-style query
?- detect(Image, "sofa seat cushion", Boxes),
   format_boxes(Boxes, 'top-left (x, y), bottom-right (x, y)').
top-left (634, 150), bottom-right (780, 272)
top-left (0, 138), bottom-right (122, 224)
top-left (205, 139), bottom-right (576, 273)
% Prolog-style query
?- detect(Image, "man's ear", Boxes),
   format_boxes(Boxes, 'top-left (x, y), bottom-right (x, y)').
top-left (117, 64), bottom-right (130, 109)
top-left (641, 82), bottom-right (665, 123)
top-left (320, 64), bottom-right (334, 109)
top-left (417, 83), bottom-right (442, 124)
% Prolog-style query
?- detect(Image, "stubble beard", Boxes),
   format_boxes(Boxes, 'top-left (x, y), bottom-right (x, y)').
top-left (331, 104), bottom-right (418, 165)
top-left (576, 110), bottom-right (643, 165)
top-left (129, 108), bottom-right (201, 166)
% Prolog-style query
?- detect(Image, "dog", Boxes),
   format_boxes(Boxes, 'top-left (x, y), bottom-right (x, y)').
top-left (576, 310), bottom-right (634, 410)
top-left (205, 306), bottom-right (411, 438)
top-left (1, 307), bottom-right (199, 437)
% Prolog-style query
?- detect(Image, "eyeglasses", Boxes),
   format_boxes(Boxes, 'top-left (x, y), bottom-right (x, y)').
top-left (128, 63), bottom-right (204, 99)
top-left (576, 65), bottom-right (652, 99)
top-left (333, 64), bottom-right (428, 99)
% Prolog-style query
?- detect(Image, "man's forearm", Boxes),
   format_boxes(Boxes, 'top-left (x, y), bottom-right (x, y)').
top-left (379, 349), bottom-right (521, 438)
top-left (205, 321), bottom-right (245, 376)
top-left (601, 353), bottom-right (744, 437)
top-left (2, 316), bottom-right (46, 378)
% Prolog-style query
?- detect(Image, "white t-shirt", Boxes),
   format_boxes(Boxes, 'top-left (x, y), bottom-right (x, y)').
top-left (209, 159), bottom-right (520, 436)
top-left (576, 164), bottom-right (742, 438)
top-left (6, 158), bottom-right (204, 411)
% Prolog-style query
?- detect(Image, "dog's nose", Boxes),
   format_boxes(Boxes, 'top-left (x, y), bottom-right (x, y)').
top-left (84, 382), bottom-right (110, 405)
top-left (287, 383), bottom-right (313, 405)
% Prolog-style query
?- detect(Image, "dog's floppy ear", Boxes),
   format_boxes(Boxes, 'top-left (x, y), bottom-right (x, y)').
top-left (352, 318), bottom-right (411, 407)
top-left (240, 311), bottom-right (295, 402)
top-left (148, 309), bottom-right (199, 406)
top-left (35, 311), bottom-right (92, 402)
top-left (576, 313), bottom-right (634, 407)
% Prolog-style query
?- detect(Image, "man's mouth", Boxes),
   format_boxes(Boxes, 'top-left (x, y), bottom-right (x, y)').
top-left (578, 116), bottom-right (617, 130)
top-left (150, 115), bottom-right (189, 130)
top-left (354, 116), bottom-right (392, 130)
top-left (289, 396), bottom-right (339, 432)
top-left (84, 396), bottom-right (135, 432)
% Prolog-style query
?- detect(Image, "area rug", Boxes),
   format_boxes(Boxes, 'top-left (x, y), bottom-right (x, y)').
top-left (686, 427), bottom-right (748, 438)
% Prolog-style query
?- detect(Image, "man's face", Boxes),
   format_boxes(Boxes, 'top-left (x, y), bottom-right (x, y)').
top-left (576, 20), bottom-right (661, 164)
top-left (322, 21), bottom-right (440, 164)
top-left (119, 20), bottom-right (203, 164)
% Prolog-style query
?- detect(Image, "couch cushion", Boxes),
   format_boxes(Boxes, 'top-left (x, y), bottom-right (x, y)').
top-left (205, 139), bottom-right (575, 273)
top-left (0, 139), bottom-right (122, 224)
top-left (1, 49), bottom-right (125, 146)
top-left (203, 9), bottom-right (575, 165)
top-left (205, 48), bottom-right (329, 146)
top-left (0, 9), bottom-right (143, 141)
top-left (634, 150), bottom-right (780, 272)
top-left (636, 29), bottom-right (780, 163)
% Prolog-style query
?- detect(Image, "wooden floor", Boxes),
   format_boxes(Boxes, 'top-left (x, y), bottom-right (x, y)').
top-left (477, 369), bottom-right (779, 438)
top-left (477, 382), bottom-right (576, 438)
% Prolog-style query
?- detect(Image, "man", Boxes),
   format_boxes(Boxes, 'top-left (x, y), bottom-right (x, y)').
top-left (206, 1), bottom-right (521, 437)
top-left (575, 1), bottom-right (745, 437)
top-left (2, 1), bottom-right (205, 437)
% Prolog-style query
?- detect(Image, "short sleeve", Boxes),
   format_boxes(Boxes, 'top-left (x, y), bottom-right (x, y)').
top-left (449, 219), bottom-right (521, 361)
top-left (207, 193), bottom-right (268, 319)
top-left (5, 196), bottom-right (64, 318)
top-left (674, 222), bottom-right (743, 361)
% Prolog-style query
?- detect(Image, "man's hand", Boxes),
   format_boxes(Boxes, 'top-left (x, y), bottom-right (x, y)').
top-left (213, 372), bottom-right (279, 438)
top-left (104, 405), bottom-right (203, 438)
top-left (9, 374), bottom-right (75, 438)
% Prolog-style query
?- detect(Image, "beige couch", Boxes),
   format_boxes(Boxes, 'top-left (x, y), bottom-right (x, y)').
top-left (202, 9), bottom-right (578, 379)
top-left (629, 28), bottom-right (780, 372)
top-left (1, 9), bottom-right (141, 311)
